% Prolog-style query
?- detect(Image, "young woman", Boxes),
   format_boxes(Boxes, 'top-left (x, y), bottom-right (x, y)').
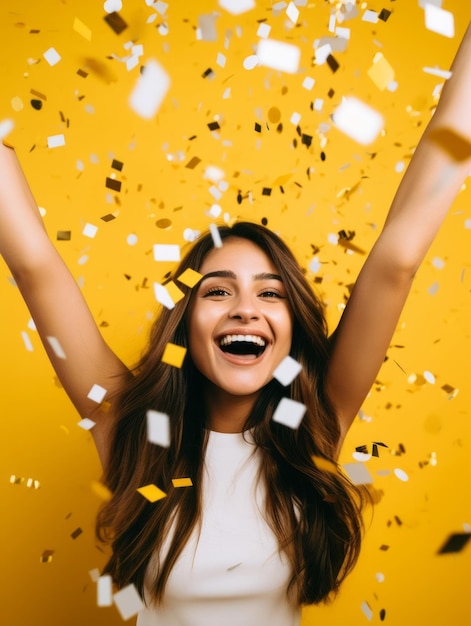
top-left (1, 22), bottom-right (470, 626)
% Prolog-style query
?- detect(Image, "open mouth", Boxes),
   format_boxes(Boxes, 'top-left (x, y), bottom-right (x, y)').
top-left (218, 334), bottom-right (267, 359)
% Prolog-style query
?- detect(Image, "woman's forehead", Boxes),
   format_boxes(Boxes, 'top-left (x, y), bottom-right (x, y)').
top-left (199, 237), bottom-right (277, 273)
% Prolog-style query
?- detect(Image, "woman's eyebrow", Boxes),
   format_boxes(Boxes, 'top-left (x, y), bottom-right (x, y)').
top-left (200, 270), bottom-right (283, 283)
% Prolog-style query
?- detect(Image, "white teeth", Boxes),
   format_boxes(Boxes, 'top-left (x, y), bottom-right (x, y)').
top-left (219, 334), bottom-right (266, 347)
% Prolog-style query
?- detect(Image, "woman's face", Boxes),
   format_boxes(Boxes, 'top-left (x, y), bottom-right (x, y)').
top-left (188, 237), bottom-right (293, 404)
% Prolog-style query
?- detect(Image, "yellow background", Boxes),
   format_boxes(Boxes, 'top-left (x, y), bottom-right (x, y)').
top-left (0, 1), bottom-right (470, 624)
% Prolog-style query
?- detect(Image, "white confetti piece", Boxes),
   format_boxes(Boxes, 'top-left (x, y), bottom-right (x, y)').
top-left (424, 4), bottom-right (454, 38)
top-left (376, 572), bottom-right (385, 583)
top-left (127, 233), bottom-right (138, 246)
top-left (78, 418), bottom-right (96, 430)
top-left (352, 451), bottom-right (372, 462)
top-left (0, 118), bottom-right (14, 140)
top-left (43, 47), bottom-right (61, 66)
top-left (183, 228), bottom-right (199, 242)
top-left (21, 331), bottom-right (34, 352)
top-left (313, 43), bottom-right (332, 65)
top-left (82, 223), bottom-right (98, 238)
top-left (219, 0), bottom-right (255, 15)
top-left (423, 66), bottom-right (452, 79)
top-left (342, 462), bottom-right (373, 485)
top-left (209, 223), bottom-right (223, 248)
top-left (129, 59), bottom-right (170, 119)
top-left (243, 55), bottom-right (259, 70)
top-left (97, 575), bottom-right (113, 606)
top-left (216, 52), bottom-right (226, 68)
top-left (309, 256), bottom-right (321, 273)
top-left (256, 39), bottom-right (301, 74)
top-left (113, 584), bottom-right (144, 621)
top-left (27, 318), bottom-right (37, 331)
top-left (432, 257), bottom-right (446, 270)
top-left (87, 384), bottom-right (107, 404)
top-left (464, 219), bottom-right (471, 230)
top-left (394, 468), bottom-right (409, 482)
top-left (46, 336), bottom-right (66, 359)
top-left (361, 600), bottom-right (373, 621)
top-left (273, 356), bottom-right (302, 386)
top-left (362, 10), bottom-right (378, 23)
top-left (302, 76), bottom-right (315, 90)
top-left (204, 165), bottom-right (225, 182)
top-left (313, 98), bottom-right (323, 111)
top-left (286, 1), bottom-right (299, 23)
top-left (47, 134), bottom-right (65, 148)
top-left (104, 0), bottom-right (122, 13)
top-left (257, 23), bottom-right (271, 38)
top-left (147, 410), bottom-right (170, 447)
top-left (272, 397), bottom-right (306, 429)
top-left (89, 568), bottom-right (100, 582)
top-left (153, 244), bottom-right (180, 262)
top-left (153, 283), bottom-right (175, 310)
top-left (290, 112), bottom-right (301, 125)
top-left (150, 0), bottom-right (168, 15)
top-left (332, 97), bottom-right (383, 145)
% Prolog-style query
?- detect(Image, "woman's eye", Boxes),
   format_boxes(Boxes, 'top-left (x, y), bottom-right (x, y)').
top-left (259, 290), bottom-right (284, 299)
top-left (203, 288), bottom-right (229, 297)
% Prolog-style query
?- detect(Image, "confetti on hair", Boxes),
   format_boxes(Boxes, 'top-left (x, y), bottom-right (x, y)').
top-left (113, 583), bottom-right (145, 620)
top-left (161, 342), bottom-right (187, 368)
top-left (136, 484), bottom-right (167, 502)
top-left (146, 410), bottom-right (170, 447)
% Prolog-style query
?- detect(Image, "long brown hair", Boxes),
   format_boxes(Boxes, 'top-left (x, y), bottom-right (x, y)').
top-left (96, 221), bottom-right (366, 606)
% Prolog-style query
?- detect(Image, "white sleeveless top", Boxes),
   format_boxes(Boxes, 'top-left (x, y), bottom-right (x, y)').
top-left (137, 431), bottom-right (301, 626)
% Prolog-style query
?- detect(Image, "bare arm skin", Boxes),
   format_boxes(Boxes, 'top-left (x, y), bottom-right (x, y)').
top-left (325, 24), bottom-right (471, 442)
top-left (0, 142), bottom-right (130, 470)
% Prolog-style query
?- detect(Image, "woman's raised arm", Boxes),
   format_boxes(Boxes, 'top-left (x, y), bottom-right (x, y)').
top-left (0, 142), bottom-right (129, 468)
top-left (325, 23), bottom-right (471, 442)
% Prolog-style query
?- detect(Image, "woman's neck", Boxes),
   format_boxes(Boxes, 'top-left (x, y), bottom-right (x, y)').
top-left (204, 387), bottom-right (258, 433)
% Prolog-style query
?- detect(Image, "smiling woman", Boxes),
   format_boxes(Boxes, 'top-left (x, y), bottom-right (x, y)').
top-left (1, 15), bottom-right (471, 626)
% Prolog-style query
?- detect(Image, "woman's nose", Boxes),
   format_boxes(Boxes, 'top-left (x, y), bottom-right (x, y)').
top-left (229, 293), bottom-right (260, 321)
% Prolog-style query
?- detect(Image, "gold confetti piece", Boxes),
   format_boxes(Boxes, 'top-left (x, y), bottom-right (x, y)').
top-left (73, 17), bottom-right (91, 40)
top-left (367, 53), bottom-right (395, 91)
top-left (161, 343), bottom-right (187, 368)
top-left (437, 532), bottom-right (471, 554)
top-left (177, 268), bottom-right (203, 288)
top-left (104, 11), bottom-right (128, 35)
top-left (40, 549), bottom-right (54, 563)
top-left (165, 281), bottom-right (185, 304)
top-left (312, 456), bottom-right (338, 474)
top-left (71, 527), bottom-right (83, 539)
top-left (172, 477), bottom-right (193, 488)
top-left (137, 484), bottom-right (167, 502)
top-left (429, 128), bottom-right (471, 162)
top-left (30, 88), bottom-right (47, 101)
top-left (90, 480), bottom-right (112, 501)
top-left (185, 156), bottom-right (201, 169)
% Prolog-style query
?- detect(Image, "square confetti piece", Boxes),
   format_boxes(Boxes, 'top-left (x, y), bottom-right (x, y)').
top-left (424, 4), bottom-right (454, 38)
top-left (113, 584), bottom-right (145, 620)
top-left (332, 97), bottom-right (383, 145)
top-left (97, 575), bottom-right (113, 607)
top-left (137, 484), bottom-right (167, 503)
top-left (256, 39), bottom-right (301, 74)
top-left (153, 243), bottom-right (180, 261)
top-left (272, 355), bottom-right (302, 386)
top-left (272, 397), bottom-right (306, 429)
top-left (87, 384), bottom-right (107, 403)
top-left (129, 59), bottom-right (170, 119)
top-left (82, 223), bottom-right (98, 238)
top-left (161, 343), bottom-right (187, 368)
top-left (342, 462), bottom-right (373, 485)
top-left (165, 281), bottom-right (185, 304)
top-left (177, 268), bottom-right (203, 288)
top-left (146, 410), bottom-right (170, 447)
top-left (172, 477), bottom-right (193, 488)
top-left (257, 23), bottom-right (271, 38)
top-left (43, 47), bottom-right (61, 66)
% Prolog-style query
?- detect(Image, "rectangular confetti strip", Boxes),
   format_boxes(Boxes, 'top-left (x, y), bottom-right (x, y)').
top-left (97, 575), bottom-right (113, 606)
top-left (256, 38), bottom-right (301, 74)
top-left (153, 243), bottom-right (181, 261)
top-left (209, 223), bottom-right (223, 248)
top-left (146, 410), bottom-right (170, 447)
top-left (47, 134), bottom-right (65, 148)
top-left (172, 477), bottom-right (193, 488)
top-left (161, 343), bottom-right (187, 368)
top-left (46, 336), bottom-right (66, 359)
top-left (332, 97), bottom-right (383, 145)
top-left (129, 59), bottom-right (170, 119)
top-left (21, 331), bottom-right (34, 352)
